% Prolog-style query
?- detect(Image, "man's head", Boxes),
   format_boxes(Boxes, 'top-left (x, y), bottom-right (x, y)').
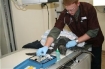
top-left (63, 0), bottom-right (80, 15)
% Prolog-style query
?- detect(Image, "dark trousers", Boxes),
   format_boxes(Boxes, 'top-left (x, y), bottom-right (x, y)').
top-left (91, 46), bottom-right (102, 69)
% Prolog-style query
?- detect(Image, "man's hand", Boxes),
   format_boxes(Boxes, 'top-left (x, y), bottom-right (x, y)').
top-left (66, 40), bottom-right (77, 48)
top-left (36, 46), bottom-right (48, 56)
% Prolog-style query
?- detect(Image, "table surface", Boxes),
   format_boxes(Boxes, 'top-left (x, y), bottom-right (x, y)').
top-left (0, 44), bottom-right (91, 69)
top-left (0, 48), bottom-right (74, 69)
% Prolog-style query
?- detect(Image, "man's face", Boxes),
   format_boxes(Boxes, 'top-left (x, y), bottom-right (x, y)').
top-left (65, 2), bottom-right (79, 15)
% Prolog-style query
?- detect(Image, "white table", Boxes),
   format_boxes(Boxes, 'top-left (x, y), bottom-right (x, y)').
top-left (0, 47), bottom-right (91, 69)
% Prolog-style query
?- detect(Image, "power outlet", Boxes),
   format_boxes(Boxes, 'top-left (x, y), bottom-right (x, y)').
top-left (104, 8), bottom-right (105, 13)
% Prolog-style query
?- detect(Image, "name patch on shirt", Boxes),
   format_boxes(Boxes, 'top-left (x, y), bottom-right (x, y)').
top-left (81, 16), bottom-right (87, 22)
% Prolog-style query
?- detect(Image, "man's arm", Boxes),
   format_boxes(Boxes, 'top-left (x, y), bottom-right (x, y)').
top-left (44, 27), bottom-right (61, 47)
top-left (66, 29), bottom-right (99, 48)
top-left (77, 28), bottom-right (99, 43)
top-left (77, 34), bottom-right (90, 43)
top-left (44, 37), bottom-right (54, 47)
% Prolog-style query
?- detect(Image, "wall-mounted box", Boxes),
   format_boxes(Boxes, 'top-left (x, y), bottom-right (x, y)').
top-left (93, 0), bottom-right (105, 6)
top-left (22, 0), bottom-right (59, 5)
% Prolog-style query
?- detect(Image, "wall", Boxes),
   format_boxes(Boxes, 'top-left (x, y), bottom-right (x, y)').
top-left (10, 0), bottom-right (105, 51)
top-left (10, 1), bottom-right (56, 50)
top-left (96, 7), bottom-right (105, 51)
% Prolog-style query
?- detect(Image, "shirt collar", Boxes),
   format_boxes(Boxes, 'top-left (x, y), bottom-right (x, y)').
top-left (74, 7), bottom-right (80, 21)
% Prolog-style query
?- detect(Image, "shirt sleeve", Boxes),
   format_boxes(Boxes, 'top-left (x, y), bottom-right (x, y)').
top-left (86, 28), bottom-right (99, 38)
top-left (47, 27), bottom-right (61, 41)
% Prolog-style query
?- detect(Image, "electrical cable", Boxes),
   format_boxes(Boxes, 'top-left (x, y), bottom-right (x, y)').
top-left (46, 4), bottom-right (49, 30)
top-left (53, 3), bottom-right (62, 21)
top-left (53, 3), bottom-right (58, 21)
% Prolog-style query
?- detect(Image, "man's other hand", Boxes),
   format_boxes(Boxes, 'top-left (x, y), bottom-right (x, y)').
top-left (66, 40), bottom-right (77, 48)
top-left (36, 46), bottom-right (48, 56)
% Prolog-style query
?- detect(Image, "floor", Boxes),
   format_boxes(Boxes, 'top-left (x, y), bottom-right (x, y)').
top-left (102, 51), bottom-right (105, 69)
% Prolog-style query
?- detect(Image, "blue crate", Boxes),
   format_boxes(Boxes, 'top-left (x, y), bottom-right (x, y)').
top-left (14, 55), bottom-right (57, 69)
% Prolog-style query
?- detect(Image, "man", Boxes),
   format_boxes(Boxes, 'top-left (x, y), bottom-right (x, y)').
top-left (36, 0), bottom-right (104, 69)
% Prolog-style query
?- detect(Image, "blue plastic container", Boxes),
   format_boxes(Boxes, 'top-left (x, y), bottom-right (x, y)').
top-left (14, 55), bottom-right (57, 69)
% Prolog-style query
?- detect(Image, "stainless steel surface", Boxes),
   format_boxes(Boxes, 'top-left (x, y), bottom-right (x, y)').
top-left (48, 51), bottom-right (82, 69)
top-left (48, 44), bottom-right (92, 69)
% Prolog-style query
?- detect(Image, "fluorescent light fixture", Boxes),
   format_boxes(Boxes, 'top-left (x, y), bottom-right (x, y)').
top-left (93, 0), bottom-right (105, 6)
